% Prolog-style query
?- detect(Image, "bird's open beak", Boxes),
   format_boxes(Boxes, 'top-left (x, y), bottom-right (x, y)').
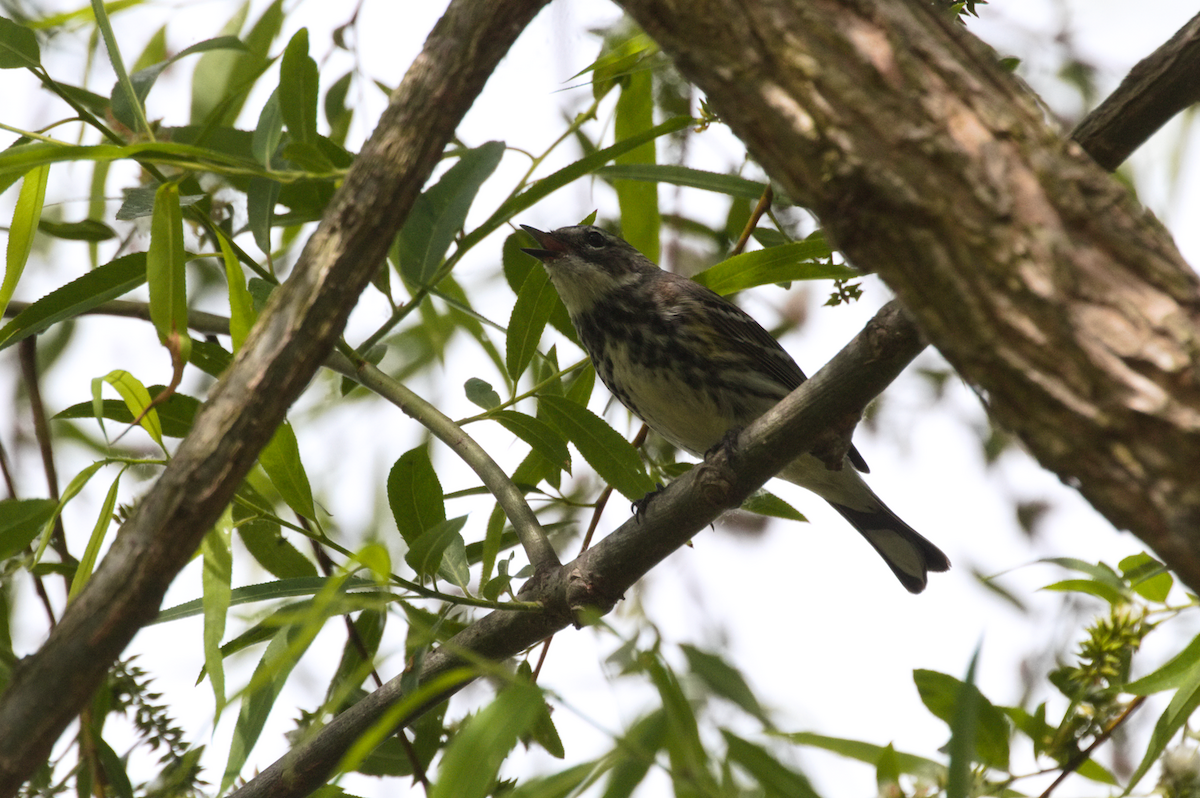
top-left (519, 225), bottom-right (568, 261)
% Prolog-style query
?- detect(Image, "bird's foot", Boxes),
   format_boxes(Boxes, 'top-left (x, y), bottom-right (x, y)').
top-left (631, 482), bottom-right (666, 521)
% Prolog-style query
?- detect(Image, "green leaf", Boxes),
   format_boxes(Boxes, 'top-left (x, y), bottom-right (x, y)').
top-left (613, 64), bottom-right (659, 263)
top-left (740, 490), bottom-right (806, 521)
top-left (647, 658), bottom-right (718, 794)
top-left (216, 228), bottom-right (256, 351)
top-left (191, 0), bottom-right (283, 126)
top-left (537, 395), bottom-right (654, 502)
top-left (147, 182), bottom-right (191, 362)
top-left (1126, 632), bottom-right (1200, 695)
top-left (463, 116), bottom-right (691, 260)
top-left (781, 732), bottom-right (944, 776)
top-left (153, 576), bottom-right (381, 625)
top-left (1128, 664), bottom-right (1200, 790)
top-left (396, 141), bottom-right (505, 286)
top-left (221, 627), bottom-right (311, 791)
top-left (279, 28), bottom-right (319, 145)
top-left (595, 163), bottom-right (773, 201)
top-left (2, 164), bottom-right (50, 321)
top-left (202, 509), bottom-right (234, 716)
top-left (0, 16), bottom-right (41, 69)
top-left (492, 410), bottom-right (570, 475)
top-left (37, 218), bottom-right (116, 241)
top-left (258, 421), bottom-right (316, 519)
top-left (944, 650), bottom-right (982, 798)
top-left (915, 666), bottom-right (1009, 771)
top-left (722, 731), bottom-right (820, 798)
top-left (1120, 552), bottom-right (1173, 602)
top-left (601, 710), bottom-right (666, 798)
top-left (1041, 578), bottom-right (1127, 606)
top-left (691, 239), bottom-right (851, 296)
top-left (387, 446), bottom-right (446, 546)
top-left (405, 516), bottom-right (468, 583)
top-left (681, 644), bottom-right (768, 723)
top-left (68, 470), bottom-right (123, 601)
top-left (0, 498), bottom-right (56, 560)
top-left (430, 682), bottom-right (545, 798)
top-left (0, 250), bottom-right (145, 348)
top-left (236, 519), bottom-right (316, 580)
top-left (90, 0), bottom-right (148, 136)
top-left (464, 377), bottom-right (501, 410)
top-left (55, 385), bottom-right (198, 438)
top-left (506, 265), bottom-right (559, 380)
top-left (99, 369), bottom-right (164, 449)
top-left (115, 36), bottom-right (247, 129)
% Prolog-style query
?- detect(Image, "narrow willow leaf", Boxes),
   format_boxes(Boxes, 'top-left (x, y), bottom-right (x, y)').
top-left (596, 163), bottom-right (770, 201)
top-left (1128, 665), bottom-right (1200, 790)
top-left (221, 628), bottom-right (307, 791)
top-left (429, 682), bottom-right (545, 798)
top-left (203, 507), bottom-right (234, 716)
top-left (279, 28), bottom-right (318, 144)
top-left (258, 420), bottom-right (316, 519)
top-left (463, 116), bottom-right (691, 256)
top-left (101, 370), bottom-right (164, 449)
top-left (387, 446), bottom-right (446, 546)
top-left (648, 659), bottom-right (719, 794)
top-left (538, 395), bottom-right (654, 501)
top-left (396, 141), bottom-right (504, 286)
top-left (146, 182), bottom-right (191, 363)
top-left (0, 16), bottom-right (41, 69)
top-left (90, 0), bottom-right (149, 136)
top-left (681, 644), bottom-right (768, 723)
top-left (1126, 632), bottom-right (1200, 695)
top-left (915, 667), bottom-right (1009, 771)
top-left (68, 470), bottom-right (124, 601)
top-left (153, 575), bottom-right (381, 625)
top-left (405, 516), bottom-right (468, 582)
top-left (34, 461), bottom-right (106, 563)
top-left (602, 710), bottom-right (667, 798)
top-left (37, 218), bottom-right (115, 241)
top-left (781, 732), bottom-right (944, 776)
top-left (115, 36), bottom-right (247, 130)
top-left (216, 229), bottom-right (256, 350)
top-left (691, 240), bottom-right (852, 296)
top-left (236, 519), bottom-right (316, 580)
top-left (492, 410), bottom-right (570, 475)
top-left (722, 731), bottom-right (820, 798)
top-left (613, 66), bottom-right (659, 263)
top-left (1, 164), bottom-right (50, 320)
top-left (506, 265), bottom-right (559, 380)
top-left (56, 386), bottom-right (198, 438)
top-left (464, 377), bottom-right (501, 410)
top-left (740, 490), bottom-right (806, 521)
top-left (0, 498), bottom-right (56, 560)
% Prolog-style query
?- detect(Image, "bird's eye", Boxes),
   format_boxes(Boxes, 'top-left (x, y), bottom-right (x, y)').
top-left (585, 231), bottom-right (607, 248)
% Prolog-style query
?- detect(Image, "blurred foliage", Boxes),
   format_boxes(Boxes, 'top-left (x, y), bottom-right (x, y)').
top-left (0, 4), bottom-right (1198, 798)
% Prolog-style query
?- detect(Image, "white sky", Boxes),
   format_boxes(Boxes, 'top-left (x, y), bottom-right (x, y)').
top-left (2, 1), bottom-right (1199, 796)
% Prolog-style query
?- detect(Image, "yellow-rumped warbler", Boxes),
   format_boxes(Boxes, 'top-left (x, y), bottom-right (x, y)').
top-left (521, 224), bottom-right (950, 593)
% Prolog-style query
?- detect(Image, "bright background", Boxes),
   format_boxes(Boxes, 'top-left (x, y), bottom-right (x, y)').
top-left (2, 1), bottom-right (1199, 795)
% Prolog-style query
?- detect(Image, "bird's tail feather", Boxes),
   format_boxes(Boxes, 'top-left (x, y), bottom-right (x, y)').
top-left (828, 502), bottom-right (951, 594)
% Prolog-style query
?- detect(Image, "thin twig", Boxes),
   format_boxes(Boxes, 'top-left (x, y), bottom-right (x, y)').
top-left (1036, 696), bottom-right (1147, 798)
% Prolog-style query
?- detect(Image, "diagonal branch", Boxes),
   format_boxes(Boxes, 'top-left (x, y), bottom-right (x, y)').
top-left (0, 0), bottom-right (552, 792)
top-left (229, 300), bottom-right (926, 798)
top-left (1072, 11), bottom-right (1200, 171)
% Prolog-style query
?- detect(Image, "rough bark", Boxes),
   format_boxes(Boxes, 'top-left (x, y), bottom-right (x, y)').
top-left (0, 0), bottom-right (551, 792)
top-left (619, 0), bottom-right (1200, 590)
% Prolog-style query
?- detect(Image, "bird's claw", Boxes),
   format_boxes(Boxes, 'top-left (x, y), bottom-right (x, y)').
top-left (631, 482), bottom-right (667, 521)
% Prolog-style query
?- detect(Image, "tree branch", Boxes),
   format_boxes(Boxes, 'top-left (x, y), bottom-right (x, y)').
top-left (0, 0), bottom-right (552, 791)
top-left (229, 300), bottom-right (926, 798)
top-left (618, 0), bottom-right (1200, 592)
top-left (1072, 11), bottom-right (1200, 171)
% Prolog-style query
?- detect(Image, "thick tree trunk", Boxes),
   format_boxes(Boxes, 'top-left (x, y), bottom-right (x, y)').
top-left (620, 0), bottom-right (1200, 589)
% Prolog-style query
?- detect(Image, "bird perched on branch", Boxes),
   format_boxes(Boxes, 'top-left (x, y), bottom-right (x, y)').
top-left (521, 224), bottom-right (949, 593)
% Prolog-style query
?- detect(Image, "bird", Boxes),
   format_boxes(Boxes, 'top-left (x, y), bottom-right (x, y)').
top-left (520, 223), bottom-right (950, 593)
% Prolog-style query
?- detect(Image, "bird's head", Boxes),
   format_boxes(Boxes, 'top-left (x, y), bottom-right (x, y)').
top-left (520, 225), bottom-right (657, 315)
